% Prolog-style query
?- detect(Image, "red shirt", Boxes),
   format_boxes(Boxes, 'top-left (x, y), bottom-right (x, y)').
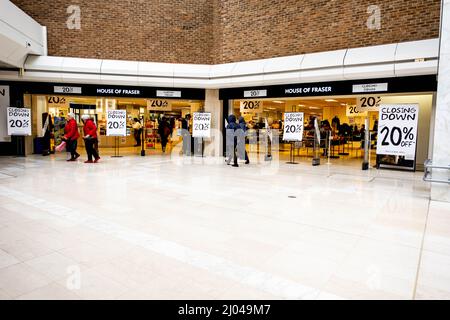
top-left (83, 119), bottom-right (98, 139)
top-left (64, 118), bottom-right (80, 141)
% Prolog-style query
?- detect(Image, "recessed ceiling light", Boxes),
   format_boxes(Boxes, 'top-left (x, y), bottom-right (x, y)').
top-left (325, 99), bottom-right (338, 102)
top-left (268, 107), bottom-right (277, 110)
top-left (298, 104), bottom-right (305, 107)
top-left (272, 100), bottom-right (284, 104)
top-left (309, 106), bottom-right (320, 109)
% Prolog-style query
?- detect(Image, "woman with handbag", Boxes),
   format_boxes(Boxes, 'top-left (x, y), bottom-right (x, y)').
top-left (81, 114), bottom-right (100, 163)
top-left (64, 113), bottom-right (80, 161)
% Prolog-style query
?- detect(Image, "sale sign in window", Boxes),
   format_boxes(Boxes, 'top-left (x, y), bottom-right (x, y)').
top-left (106, 110), bottom-right (127, 136)
top-left (7, 107), bottom-right (31, 136)
top-left (376, 104), bottom-right (419, 159)
top-left (283, 112), bottom-right (304, 142)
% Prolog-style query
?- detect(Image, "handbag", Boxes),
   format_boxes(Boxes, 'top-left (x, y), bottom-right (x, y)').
top-left (55, 141), bottom-right (66, 152)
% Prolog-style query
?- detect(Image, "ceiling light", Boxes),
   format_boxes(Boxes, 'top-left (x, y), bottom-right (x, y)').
top-left (309, 106), bottom-right (320, 109)
top-left (272, 100), bottom-right (284, 104)
top-left (298, 104), bottom-right (305, 107)
top-left (325, 99), bottom-right (338, 102)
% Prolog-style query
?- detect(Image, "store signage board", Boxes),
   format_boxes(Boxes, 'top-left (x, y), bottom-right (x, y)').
top-left (47, 96), bottom-right (69, 108)
top-left (192, 112), bottom-right (211, 138)
top-left (147, 99), bottom-right (172, 111)
top-left (54, 86), bottom-right (82, 94)
top-left (353, 83), bottom-right (388, 93)
top-left (243, 90), bottom-right (267, 98)
top-left (106, 110), bottom-right (127, 136)
top-left (0, 85), bottom-right (10, 142)
top-left (7, 107), bottom-right (31, 136)
top-left (376, 104), bottom-right (419, 159)
top-left (355, 96), bottom-right (382, 112)
top-left (283, 112), bottom-right (304, 141)
top-left (97, 88), bottom-right (141, 96)
top-left (285, 86), bottom-right (332, 95)
top-left (239, 100), bottom-right (263, 113)
top-left (220, 75), bottom-right (439, 100)
top-left (346, 105), bottom-right (368, 117)
top-left (156, 90), bottom-right (181, 98)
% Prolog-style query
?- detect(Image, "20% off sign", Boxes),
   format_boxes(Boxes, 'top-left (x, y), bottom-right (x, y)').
top-left (376, 104), bottom-right (419, 158)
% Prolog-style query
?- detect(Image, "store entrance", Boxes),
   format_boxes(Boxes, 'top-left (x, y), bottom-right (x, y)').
top-left (29, 94), bottom-right (204, 156)
top-left (232, 94), bottom-right (433, 170)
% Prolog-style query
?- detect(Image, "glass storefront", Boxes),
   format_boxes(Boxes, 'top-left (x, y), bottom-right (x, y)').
top-left (2, 83), bottom-right (205, 156)
top-left (228, 93), bottom-right (434, 170)
top-left (220, 74), bottom-right (437, 171)
top-left (27, 94), bottom-right (204, 155)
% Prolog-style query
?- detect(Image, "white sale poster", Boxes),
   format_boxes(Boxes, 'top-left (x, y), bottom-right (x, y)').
top-left (106, 110), bottom-right (127, 136)
top-left (192, 112), bottom-right (211, 138)
top-left (7, 107), bottom-right (31, 136)
top-left (376, 104), bottom-right (419, 159)
top-left (283, 112), bottom-right (304, 141)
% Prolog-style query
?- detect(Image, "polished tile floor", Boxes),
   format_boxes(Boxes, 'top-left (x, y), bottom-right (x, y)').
top-left (0, 153), bottom-right (449, 300)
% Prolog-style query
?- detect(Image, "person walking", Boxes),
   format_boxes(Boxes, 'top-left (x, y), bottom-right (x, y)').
top-left (158, 116), bottom-right (172, 152)
top-left (238, 116), bottom-right (250, 164)
top-left (81, 114), bottom-right (100, 163)
top-left (63, 113), bottom-right (80, 161)
top-left (226, 114), bottom-right (240, 167)
top-left (132, 118), bottom-right (142, 147)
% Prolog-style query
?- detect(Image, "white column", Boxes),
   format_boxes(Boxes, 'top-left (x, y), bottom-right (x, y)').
top-left (431, 0), bottom-right (450, 201)
top-left (204, 89), bottom-right (223, 158)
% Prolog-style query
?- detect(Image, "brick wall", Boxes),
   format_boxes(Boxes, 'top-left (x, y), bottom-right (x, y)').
top-left (12, 0), bottom-right (215, 64)
top-left (214, 0), bottom-right (441, 63)
top-left (13, 0), bottom-right (441, 64)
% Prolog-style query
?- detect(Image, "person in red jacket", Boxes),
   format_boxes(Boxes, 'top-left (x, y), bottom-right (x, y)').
top-left (64, 113), bottom-right (80, 161)
top-left (81, 114), bottom-right (100, 163)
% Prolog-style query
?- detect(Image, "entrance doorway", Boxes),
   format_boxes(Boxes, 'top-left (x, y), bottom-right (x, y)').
top-left (27, 94), bottom-right (204, 156)
top-left (231, 94), bottom-right (433, 170)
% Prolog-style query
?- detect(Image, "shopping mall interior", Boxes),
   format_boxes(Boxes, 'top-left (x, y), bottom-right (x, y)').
top-left (0, 0), bottom-right (449, 306)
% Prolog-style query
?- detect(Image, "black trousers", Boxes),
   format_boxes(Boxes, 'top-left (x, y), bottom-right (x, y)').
top-left (67, 139), bottom-right (79, 159)
top-left (161, 136), bottom-right (168, 151)
top-left (85, 138), bottom-right (99, 161)
top-left (134, 130), bottom-right (141, 146)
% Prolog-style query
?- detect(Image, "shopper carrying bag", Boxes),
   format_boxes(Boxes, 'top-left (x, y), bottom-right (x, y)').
top-left (64, 113), bottom-right (80, 161)
top-left (81, 114), bottom-right (100, 163)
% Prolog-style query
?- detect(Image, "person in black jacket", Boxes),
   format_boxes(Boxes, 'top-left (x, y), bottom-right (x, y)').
top-left (158, 116), bottom-right (172, 152)
top-left (238, 116), bottom-right (250, 164)
top-left (226, 114), bottom-right (240, 167)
